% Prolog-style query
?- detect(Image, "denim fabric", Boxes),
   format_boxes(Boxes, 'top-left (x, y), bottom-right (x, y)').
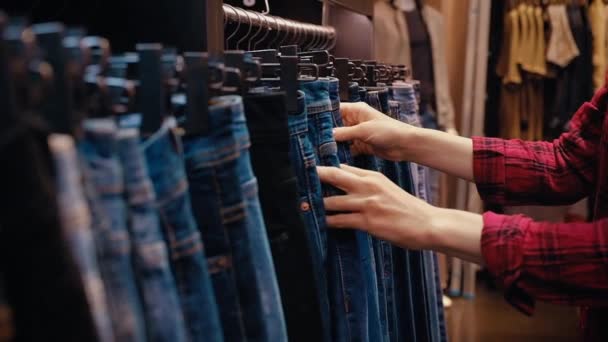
top-left (244, 91), bottom-right (327, 342)
top-left (185, 96), bottom-right (287, 342)
top-left (433, 253), bottom-right (448, 342)
top-left (301, 79), bottom-right (369, 342)
top-left (116, 126), bottom-right (187, 342)
top-left (359, 88), bottom-right (368, 103)
top-left (80, 119), bottom-right (147, 342)
top-left (232, 96), bottom-right (287, 342)
top-left (49, 134), bottom-right (114, 342)
top-left (287, 91), bottom-right (332, 342)
top-left (349, 82), bottom-right (361, 102)
top-left (392, 84), bottom-right (442, 342)
top-left (364, 87), bottom-right (390, 115)
top-left (184, 98), bottom-right (247, 342)
top-left (135, 116), bottom-right (223, 342)
top-left (330, 78), bottom-right (384, 342)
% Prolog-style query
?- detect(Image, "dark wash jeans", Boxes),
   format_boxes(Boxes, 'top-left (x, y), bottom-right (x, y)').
top-left (332, 80), bottom-right (384, 342)
top-left (134, 116), bottom-right (223, 342)
top-left (287, 90), bottom-right (332, 342)
top-left (80, 118), bottom-right (147, 342)
top-left (244, 91), bottom-right (327, 342)
top-left (0, 118), bottom-right (99, 342)
top-left (183, 99), bottom-right (247, 342)
top-left (116, 125), bottom-right (187, 342)
top-left (301, 79), bottom-right (369, 342)
top-left (185, 96), bottom-right (287, 342)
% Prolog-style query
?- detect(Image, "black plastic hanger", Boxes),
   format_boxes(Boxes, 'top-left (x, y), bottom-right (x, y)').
top-left (136, 43), bottom-right (165, 135)
top-left (32, 22), bottom-right (76, 135)
top-left (182, 52), bottom-right (210, 136)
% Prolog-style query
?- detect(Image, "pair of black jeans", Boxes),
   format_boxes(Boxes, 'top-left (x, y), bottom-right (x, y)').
top-left (244, 92), bottom-right (326, 342)
top-left (0, 118), bottom-right (99, 341)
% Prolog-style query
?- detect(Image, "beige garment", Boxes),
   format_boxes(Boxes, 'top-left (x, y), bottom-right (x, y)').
top-left (546, 4), bottom-right (581, 67)
top-left (421, 4), bottom-right (457, 131)
top-left (521, 4), bottom-right (538, 73)
top-left (517, 4), bottom-right (531, 68)
top-left (589, 0), bottom-right (606, 90)
top-left (373, 0), bottom-right (412, 67)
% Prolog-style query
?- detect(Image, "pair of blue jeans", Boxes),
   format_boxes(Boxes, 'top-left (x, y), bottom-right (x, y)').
top-left (116, 123), bottom-right (188, 342)
top-left (80, 119), bottom-right (148, 342)
top-left (244, 91), bottom-right (327, 342)
top-left (339, 81), bottom-right (385, 342)
top-left (391, 84), bottom-right (443, 342)
top-left (301, 79), bottom-right (369, 342)
top-left (131, 116), bottom-right (223, 342)
top-left (286, 90), bottom-right (332, 341)
top-left (50, 134), bottom-right (114, 342)
top-left (184, 96), bottom-right (287, 342)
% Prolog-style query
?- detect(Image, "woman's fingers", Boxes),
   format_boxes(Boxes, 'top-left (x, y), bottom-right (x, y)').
top-left (340, 164), bottom-right (377, 177)
top-left (326, 213), bottom-right (365, 229)
top-left (323, 195), bottom-right (364, 212)
top-left (316, 166), bottom-right (361, 192)
top-left (333, 125), bottom-right (364, 143)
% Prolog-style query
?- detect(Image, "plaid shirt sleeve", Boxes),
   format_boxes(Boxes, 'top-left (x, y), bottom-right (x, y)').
top-left (473, 100), bottom-right (605, 207)
top-left (481, 212), bottom-right (608, 314)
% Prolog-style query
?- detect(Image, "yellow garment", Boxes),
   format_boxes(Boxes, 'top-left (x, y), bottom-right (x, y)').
top-left (589, 0), bottom-right (606, 90)
top-left (521, 4), bottom-right (538, 73)
top-left (517, 4), bottom-right (530, 67)
top-left (505, 9), bottom-right (523, 84)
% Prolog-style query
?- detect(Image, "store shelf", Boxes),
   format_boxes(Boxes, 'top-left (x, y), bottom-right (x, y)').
top-left (325, 0), bottom-right (373, 17)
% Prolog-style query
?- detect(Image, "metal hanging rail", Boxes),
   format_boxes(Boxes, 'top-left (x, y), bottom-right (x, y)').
top-left (222, 4), bottom-right (337, 51)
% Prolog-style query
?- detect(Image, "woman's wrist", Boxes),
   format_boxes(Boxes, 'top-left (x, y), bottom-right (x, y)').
top-left (426, 206), bottom-right (485, 265)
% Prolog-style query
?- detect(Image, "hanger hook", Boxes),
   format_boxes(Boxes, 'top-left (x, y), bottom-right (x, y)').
top-left (248, 12), bottom-right (264, 51)
top-left (236, 8), bottom-right (253, 50)
top-left (254, 14), bottom-right (272, 50)
top-left (311, 26), bottom-right (321, 51)
top-left (302, 24), bottom-right (313, 51)
top-left (225, 5), bottom-right (242, 49)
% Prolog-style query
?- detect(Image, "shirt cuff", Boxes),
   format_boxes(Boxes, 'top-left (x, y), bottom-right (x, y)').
top-left (472, 137), bottom-right (507, 204)
top-left (481, 211), bottom-right (536, 315)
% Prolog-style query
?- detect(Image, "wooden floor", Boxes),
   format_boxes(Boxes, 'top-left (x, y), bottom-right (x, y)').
top-left (446, 282), bottom-right (579, 342)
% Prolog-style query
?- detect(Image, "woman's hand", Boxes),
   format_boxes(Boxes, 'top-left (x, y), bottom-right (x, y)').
top-left (317, 164), bottom-right (436, 250)
top-left (338, 102), bottom-right (474, 181)
top-left (337, 102), bottom-right (416, 161)
top-left (317, 164), bottom-right (485, 264)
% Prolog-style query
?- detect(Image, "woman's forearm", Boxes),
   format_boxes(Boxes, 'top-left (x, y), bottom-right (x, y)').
top-left (427, 207), bottom-right (484, 265)
top-left (405, 127), bottom-right (475, 182)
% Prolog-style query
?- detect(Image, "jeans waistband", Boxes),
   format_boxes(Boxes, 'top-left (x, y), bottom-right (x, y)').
top-left (365, 86), bottom-right (390, 114)
top-left (244, 92), bottom-right (290, 144)
top-left (81, 118), bottom-right (123, 195)
top-left (184, 96), bottom-right (250, 168)
top-left (300, 78), bottom-right (332, 115)
top-left (348, 82), bottom-right (360, 102)
top-left (116, 126), bottom-right (156, 206)
top-left (327, 77), bottom-right (340, 112)
top-left (287, 91), bottom-right (309, 136)
top-left (139, 118), bottom-right (188, 205)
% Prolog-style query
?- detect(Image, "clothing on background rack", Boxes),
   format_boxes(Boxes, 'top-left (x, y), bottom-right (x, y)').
top-left (0, 6), bottom-right (446, 342)
top-left (490, 1), bottom-right (594, 141)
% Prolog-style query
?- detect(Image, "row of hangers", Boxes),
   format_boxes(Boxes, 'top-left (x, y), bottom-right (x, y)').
top-left (1, 8), bottom-right (411, 142)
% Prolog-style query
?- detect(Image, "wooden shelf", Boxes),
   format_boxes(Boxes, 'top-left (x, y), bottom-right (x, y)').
top-left (325, 0), bottom-right (373, 17)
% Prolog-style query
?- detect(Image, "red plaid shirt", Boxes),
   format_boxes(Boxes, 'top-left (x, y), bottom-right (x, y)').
top-left (473, 85), bottom-right (608, 341)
